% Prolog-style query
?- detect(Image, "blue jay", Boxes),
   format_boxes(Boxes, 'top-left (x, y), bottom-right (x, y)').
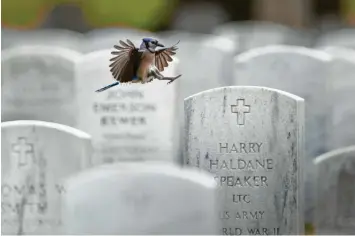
top-left (95, 37), bottom-right (181, 92)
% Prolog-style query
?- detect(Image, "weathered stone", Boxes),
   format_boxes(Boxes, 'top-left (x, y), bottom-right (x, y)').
top-left (1, 120), bottom-right (92, 235)
top-left (184, 86), bottom-right (305, 235)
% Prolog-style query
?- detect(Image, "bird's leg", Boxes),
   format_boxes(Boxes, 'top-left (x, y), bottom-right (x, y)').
top-left (151, 69), bottom-right (182, 84)
top-left (161, 75), bottom-right (182, 84)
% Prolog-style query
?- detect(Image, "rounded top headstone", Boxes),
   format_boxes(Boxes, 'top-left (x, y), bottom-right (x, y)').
top-left (1, 120), bottom-right (91, 139)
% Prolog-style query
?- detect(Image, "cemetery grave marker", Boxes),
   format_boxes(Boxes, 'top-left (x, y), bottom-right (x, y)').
top-left (314, 146), bottom-right (355, 234)
top-left (184, 86), bottom-right (305, 235)
top-left (1, 120), bottom-right (92, 235)
top-left (61, 162), bottom-right (220, 235)
top-left (76, 47), bottom-right (180, 164)
top-left (234, 45), bottom-right (332, 159)
top-left (320, 46), bottom-right (355, 150)
top-left (1, 45), bottom-right (81, 127)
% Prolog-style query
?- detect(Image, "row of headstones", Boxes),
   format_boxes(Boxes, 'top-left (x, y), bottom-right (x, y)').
top-left (3, 22), bottom-right (355, 51)
top-left (2, 29), bottom-right (355, 218)
top-left (1, 29), bottom-right (238, 166)
top-left (2, 28), bottom-right (355, 229)
top-left (2, 86), bottom-right (355, 235)
top-left (2, 32), bottom-right (355, 163)
top-left (212, 21), bottom-right (355, 51)
top-left (1, 119), bottom-right (218, 235)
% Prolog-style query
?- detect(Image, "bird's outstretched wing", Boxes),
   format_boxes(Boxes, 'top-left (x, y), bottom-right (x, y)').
top-left (109, 39), bottom-right (140, 83)
top-left (155, 41), bottom-right (179, 72)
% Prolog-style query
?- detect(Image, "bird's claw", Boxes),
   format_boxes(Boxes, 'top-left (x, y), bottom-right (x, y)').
top-left (166, 75), bottom-right (182, 85)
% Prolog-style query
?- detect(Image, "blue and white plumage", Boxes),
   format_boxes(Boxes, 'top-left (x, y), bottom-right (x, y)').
top-left (95, 38), bottom-right (181, 92)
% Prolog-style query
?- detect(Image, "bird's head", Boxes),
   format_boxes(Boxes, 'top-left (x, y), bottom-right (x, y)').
top-left (140, 38), bottom-right (164, 51)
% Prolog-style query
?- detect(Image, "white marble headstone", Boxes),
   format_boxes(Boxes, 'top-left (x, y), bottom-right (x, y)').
top-left (159, 32), bottom-right (237, 87)
top-left (61, 162), bottom-right (219, 235)
top-left (1, 46), bottom-right (81, 127)
top-left (314, 146), bottom-right (355, 234)
top-left (184, 86), bottom-right (305, 235)
top-left (76, 45), bottom-right (179, 164)
top-left (1, 120), bottom-right (92, 235)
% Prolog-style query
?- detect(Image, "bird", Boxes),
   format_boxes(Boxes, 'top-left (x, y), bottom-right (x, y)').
top-left (95, 37), bottom-right (182, 92)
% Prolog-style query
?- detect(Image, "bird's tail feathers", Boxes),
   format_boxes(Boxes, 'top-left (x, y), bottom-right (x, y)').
top-left (95, 82), bottom-right (119, 92)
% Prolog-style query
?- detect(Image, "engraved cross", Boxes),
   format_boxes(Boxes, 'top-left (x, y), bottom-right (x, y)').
top-left (231, 99), bottom-right (251, 125)
top-left (12, 137), bottom-right (34, 168)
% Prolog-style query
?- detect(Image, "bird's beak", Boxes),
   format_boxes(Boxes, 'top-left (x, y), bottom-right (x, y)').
top-left (157, 42), bottom-right (164, 47)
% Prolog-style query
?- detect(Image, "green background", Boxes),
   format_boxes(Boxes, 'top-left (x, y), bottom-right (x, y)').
top-left (2, 0), bottom-right (178, 31)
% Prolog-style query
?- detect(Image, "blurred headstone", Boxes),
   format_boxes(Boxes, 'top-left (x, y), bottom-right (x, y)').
top-left (1, 28), bottom-right (83, 51)
top-left (82, 28), bottom-right (156, 53)
top-left (159, 32), bottom-right (237, 164)
top-left (212, 21), bottom-right (315, 52)
top-left (76, 44), bottom-right (180, 164)
top-left (1, 45), bottom-right (81, 127)
top-left (316, 28), bottom-right (355, 49)
top-left (1, 120), bottom-right (92, 235)
top-left (61, 162), bottom-right (219, 234)
top-left (234, 45), bottom-right (332, 159)
top-left (184, 86), bottom-right (305, 235)
top-left (321, 46), bottom-right (355, 150)
top-left (314, 146), bottom-right (355, 234)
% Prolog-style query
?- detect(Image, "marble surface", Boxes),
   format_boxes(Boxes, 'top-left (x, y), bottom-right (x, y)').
top-left (184, 86), bottom-right (305, 235)
top-left (1, 120), bottom-right (92, 235)
top-left (61, 162), bottom-right (219, 235)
